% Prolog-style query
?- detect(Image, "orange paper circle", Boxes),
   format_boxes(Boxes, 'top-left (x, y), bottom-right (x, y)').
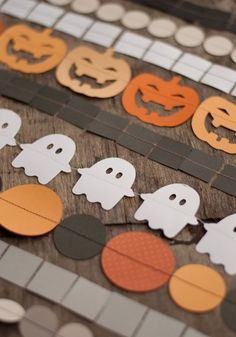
top-left (0, 184), bottom-right (63, 236)
top-left (169, 264), bottom-right (226, 312)
top-left (101, 231), bottom-right (175, 292)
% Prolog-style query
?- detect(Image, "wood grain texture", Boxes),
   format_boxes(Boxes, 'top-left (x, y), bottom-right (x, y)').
top-left (0, 0), bottom-right (236, 336)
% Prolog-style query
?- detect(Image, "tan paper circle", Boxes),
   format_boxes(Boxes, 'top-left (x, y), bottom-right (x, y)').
top-left (121, 10), bottom-right (150, 30)
top-left (71, 0), bottom-right (100, 13)
top-left (169, 264), bottom-right (226, 313)
top-left (96, 3), bottom-right (125, 22)
top-left (55, 323), bottom-right (94, 337)
top-left (231, 48), bottom-right (236, 63)
top-left (204, 35), bottom-right (233, 56)
top-left (148, 18), bottom-right (177, 38)
top-left (175, 25), bottom-right (205, 47)
top-left (0, 299), bottom-right (25, 323)
top-left (47, 0), bottom-right (72, 5)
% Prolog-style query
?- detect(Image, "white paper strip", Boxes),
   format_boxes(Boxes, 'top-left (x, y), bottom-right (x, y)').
top-left (201, 64), bottom-right (236, 93)
top-left (1, 0), bottom-right (37, 19)
top-left (27, 3), bottom-right (65, 27)
top-left (55, 12), bottom-right (93, 38)
top-left (83, 21), bottom-right (122, 47)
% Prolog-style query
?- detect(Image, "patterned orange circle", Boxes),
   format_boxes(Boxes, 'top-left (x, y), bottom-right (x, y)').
top-left (0, 184), bottom-right (63, 236)
top-left (101, 231), bottom-right (176, 292)
top-left (169, 264), bottom-right (226, 312)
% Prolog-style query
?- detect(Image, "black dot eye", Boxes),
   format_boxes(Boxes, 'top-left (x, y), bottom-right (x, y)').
top-left (2, 123), bottom-right (8, 128)
top-left (55, 148), bottom-right (62, 154)
top-left (116, 172), bottom-right (123, 179)
top-left (106, 168), bottom-right (113, 174)
top-left (169, 194), bottom-right (176, 200)
top-left (47, 144), bottom-right (54, 149)
top-left (234, 227), bottom-right (236, 232)
top-left (179, 199), bottom-right (186, 206)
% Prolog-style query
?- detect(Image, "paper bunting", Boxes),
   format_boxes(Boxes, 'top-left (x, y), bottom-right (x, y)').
top-left (56, 46), bottom-right (131, 98)
top-left (196, 214), bottom-right (236, 275)
top-left (122, 74), bottom-right (200, 127)
top-left (72, 157), bottom-right (136, 210)
top-left (12, 134), bottom-right (76, 184)
top-left (0, 108), bottom-right (21, 150)
top-left (135, 184), bottom-right (200, 238)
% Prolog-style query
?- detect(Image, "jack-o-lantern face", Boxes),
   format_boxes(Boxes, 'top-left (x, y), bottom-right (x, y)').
top-left (192, 96), bottom-right (236, 154)
top-left (0, 24), bottom-right (67, 74)
top-left (122, 74), bottom-right (200, 127)
top-left (56, 46), bottom-right (132, 98)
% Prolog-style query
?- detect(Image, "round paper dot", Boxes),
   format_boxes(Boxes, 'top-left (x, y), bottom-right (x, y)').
top-left (121, 11), bottom-right (150, 30)
top-left (96, 3), bottom-right (125, 22)
top-left (231, 48), bottom-right (236, 63)
top-left (204, 35), bottom-right (233, 56)
top-left (169, 264), bottom-right (226, 313)
top-left (56, 323), bottom-right (94, 337)
top-left (0, 299), bottom-right (25, 323)
top-left (71, 0), bottom-right (100, 13)
top-left (47, 0), bottom-right (72, 5)
top-left (221, 288), bottom-right (236, 332)
top-left (101, 231), bottom-right (176, 292)
top-left (19, 305), bottom-right (58, 337)
top-left (0, 184), bottom-right (63, 236)
top-left (175, 25), bottom-right (205, 47)
top-left (148, 18), bottom-right (177, 38)
top-left (53, 214), bottom-right (106, 260)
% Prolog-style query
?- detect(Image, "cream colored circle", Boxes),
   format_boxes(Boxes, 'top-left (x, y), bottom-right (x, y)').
top-left (96, 3), bottom-right (125, 22)
top-left (0, 299), bottom-right (25, 323)
top-left (175, 25), bottom-right (205, 47)
top-left (148, 18), bottom-right (177, 38)
top-left (56, 323), bottom-right (94, 337)
top-left (204, 35), bottom-right (233, 56)
top-left (71, 0), bottom-right (100, 13)
top-left (231, 48), bottom-right (236, 63)
top-left (122, 10), bottom-right (150, 30)
top-left (47, 0), bottom-right (72, 5)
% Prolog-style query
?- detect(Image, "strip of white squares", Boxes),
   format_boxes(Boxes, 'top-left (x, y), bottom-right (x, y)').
top-left (1, 0), bottom-right (236, 95)
top-left (0, 240), bottom-right (210, 337)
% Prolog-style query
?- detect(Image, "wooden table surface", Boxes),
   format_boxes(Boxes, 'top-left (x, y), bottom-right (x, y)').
top-left (1, 0), bottom-right (236, 336)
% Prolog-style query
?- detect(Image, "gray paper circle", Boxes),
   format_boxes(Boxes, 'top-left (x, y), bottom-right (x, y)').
top-left (19, 305), bottom-right (58, 337)
top-left (221, 288), bottom-right (236, 332)
top-left (53, 215), bottom-right (106, 260)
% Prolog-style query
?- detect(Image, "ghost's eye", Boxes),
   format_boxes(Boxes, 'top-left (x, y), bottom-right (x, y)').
top-left (169, 194), bottom-right (176, 200)
top-left (106, 168), bottom-right (113, 174)
top-left (234, 227), bottom-right (236, 232)
top-left (55, 148), bottom-right (63, 154)
top-left (47, 144), bottom-right (54, 150)
top-left (179, 199), bottom-right (186, 206)
top-left (1, 123), bottom-right (8, 128)
top-left (116, 172), bottom-right (123, 179)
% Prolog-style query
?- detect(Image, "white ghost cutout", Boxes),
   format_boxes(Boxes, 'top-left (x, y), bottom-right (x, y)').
top-left (0, 109), bottom-right (21, 149)
top-left (135, 183), bottom-right (200, 238)
top-left (196, 214), bottom-right (236, 275)
top-left (12, 134), bottom-right (76, 184)
top-left (72, 157), bottom-right (136, 210)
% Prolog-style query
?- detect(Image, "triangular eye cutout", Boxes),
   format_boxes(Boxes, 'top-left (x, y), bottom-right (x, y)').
top-left (218, 107), bottom-right (229, 115)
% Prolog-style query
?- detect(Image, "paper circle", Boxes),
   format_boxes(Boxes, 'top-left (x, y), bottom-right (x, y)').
top-left (148, 18), bottom-right (177, 38)
top-left (169, 264), bottom-right (226, 312)
top-left (0, 184), bottom-right (63, 236)
top-left (96, 3), bottom-right (125, 22)
top-left (231, 49), bottom-right (236, 63)
top-left (71, 0), bottom-right (100, 13)
top-left (221, 288), bottom-right (236, 332)
top-left (175, 25), bottom-right (205, 47)
top-left (204, 35), bottom-right (233, 56)
top-left (53, 214), bottom-right (106, 260)
top-left (47, 0), bottom-right (72, 5)
top-left (19, 305), bottom-right (58, 337)
top-left (101, 231), bottom-right (175, 292)
top-left (121, 11), bottom-right (150, 30)
top-left (0, 299), bottom-right (25, 323)
top-left (55, 323), bottom-right (94, 337)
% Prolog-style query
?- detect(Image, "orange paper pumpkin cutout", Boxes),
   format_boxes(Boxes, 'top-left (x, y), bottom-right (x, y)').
top-left (0, 24), bottom-right (67, 74)
top-left (192, 96), bottom-right (236, 154)
top-left (56, 46), bottom-right (132, 98)
top-left (122, 74), bottom-right (200, 127)
top-left (0, 184), bottom-right (63, 236)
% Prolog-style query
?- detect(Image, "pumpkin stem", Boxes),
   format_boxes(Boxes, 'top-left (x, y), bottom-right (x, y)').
top-left (42, 28), bottom-right (53, 36)
top-left (171, 76), bottom-right (181, 85)
top-left (105, 48), bottom-right (114, 56)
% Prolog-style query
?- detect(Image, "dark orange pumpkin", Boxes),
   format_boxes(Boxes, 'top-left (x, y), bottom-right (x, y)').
top-left (122, 73), bottom-right (200, 127)
top-left (192, 96), bottom-right (236, 154)
top-left (0, 24), bottom-right (67, 74)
